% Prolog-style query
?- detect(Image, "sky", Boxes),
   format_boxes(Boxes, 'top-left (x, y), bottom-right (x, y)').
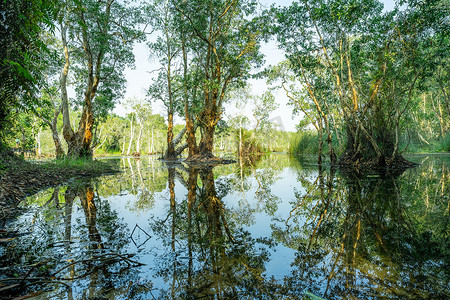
top-left (116, 0), bottom-right (396, 132)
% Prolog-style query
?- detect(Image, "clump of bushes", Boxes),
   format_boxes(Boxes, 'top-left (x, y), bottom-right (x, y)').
top-left (437, 133), bottom-right (450, 152)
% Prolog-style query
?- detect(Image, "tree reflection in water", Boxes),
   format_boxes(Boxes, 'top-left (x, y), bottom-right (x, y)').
top-left (150, 164), bottom-right (280, 298)
top-left (273, 163), bottom-right (449, 299)
top-left (1, 155), bottom-right (448, 299)
top-left (0, 179), bottom-right (152, 299)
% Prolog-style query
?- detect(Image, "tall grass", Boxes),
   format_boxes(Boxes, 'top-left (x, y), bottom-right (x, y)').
top-left (400, 132), bottom-right (450, 153)
top-left (289, 131), bottom-right (343, 155)
top-left (289, 132), bottom-right (319, 154)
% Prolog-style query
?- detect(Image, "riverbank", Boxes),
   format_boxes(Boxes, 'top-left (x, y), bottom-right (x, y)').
top-left (0, 156), bottom-right (119, 223)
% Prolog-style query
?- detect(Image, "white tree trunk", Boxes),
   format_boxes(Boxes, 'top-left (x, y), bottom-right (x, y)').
top-left (36, 126), bottom-right (42, 157)
top-left (127, 114), bottom-right (134, 155)
top-left (136, 123), bottom-right (143, 154)
top-left (151, 127), bottom-right (154, 154)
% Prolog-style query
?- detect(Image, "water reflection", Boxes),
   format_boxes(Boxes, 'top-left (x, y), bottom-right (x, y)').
top-left (0, 155), bottom-right (448, 299)
top-left (149, 164), bottom-right (276, 298)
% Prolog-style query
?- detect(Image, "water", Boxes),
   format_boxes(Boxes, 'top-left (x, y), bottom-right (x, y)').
top-left (1, 154), bottom-right (449, 299)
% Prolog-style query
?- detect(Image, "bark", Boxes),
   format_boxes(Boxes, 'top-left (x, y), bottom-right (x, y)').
top-left (199, 121), bottom-right (216, 156)
top-left (61, 1), bottom-right (112, 159)
top-left (166, 112), bottom-right (176, 160)
top-left (136, 122), bottom-right (143, 155)
top-left (51, 127), bottom-right (65, 158)
top-left (185, 114), bottom-right (198, 159)
top-left (127, 114), bottom-right (134, 156)
top-left (182, 38), bottom-right (198, 159)
top-left (317, 122), bottom-right (323, 166)
top-left (175, 143), bottom-right (188, 156)
top-left (35, 103), bottom-right (65, 158)
top-left (60, 23), bottom-right (74, 147)
top-left (36, 126), bottom-right (42, 157)
top-left (163, 10), bottom-right (176, 161)
top-left (173, 126), bottom-right (187, 146)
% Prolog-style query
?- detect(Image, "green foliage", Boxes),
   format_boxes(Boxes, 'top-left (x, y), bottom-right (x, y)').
top-left (290, 130), bottom-right (344, 156)
top-left (0, 0), bottom-right (55, 135)
top-left (67, 0), bottom-right (144, 116)
top-left (289, 131), bottom-right (319, 155)
top-left (437, 133), bottom-right (450, 152)
top-left (268, 0), bottom-right (449, 166)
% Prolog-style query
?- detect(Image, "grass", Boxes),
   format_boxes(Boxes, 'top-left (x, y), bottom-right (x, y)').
top-left (290, 131), bottom-right (450, 156)
top-left (289, 131), bottom-right (319, 155)
top-left (437, 133), bottom-right (450, 152)
top-left (1, 155), bottom-right (120, 215)
top-left (400, 133), bottom-right (450, 154)
top-left (289, 131), bottom-right (343, 156)
top-left (39, 157), bottom-right (120, 175)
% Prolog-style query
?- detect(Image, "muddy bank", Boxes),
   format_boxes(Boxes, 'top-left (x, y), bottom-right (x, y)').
top-left (0, 158), bottom-right (119, 223)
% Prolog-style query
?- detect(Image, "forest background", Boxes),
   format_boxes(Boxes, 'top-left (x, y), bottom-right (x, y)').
top-left (1, 0), bottom-right (448, 164)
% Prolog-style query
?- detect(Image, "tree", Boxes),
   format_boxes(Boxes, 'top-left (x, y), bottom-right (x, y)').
top-left (92, 114), bottom-right (125, 154)
top-left (133, 101), bottom-right (152, 155)
top-left (272, 0), bottom-right (433, 168)
top-left (0, 0), bottom-right (54, 147)
top-left (58, 0), bottom-right (145, 158)
top-left (147, 0), bottom-right (183, 160)
top-left (399, 0), bottom-right (450, 148)
top-left (228, 86), bottom-right (251, 157)
top-left (34, 86), bottom-right (65, 157)
top-left (267, 60), bottom-right (339, 164)
top-left (173, 0), bottom-right (264, 162)
top-left (252, 91), bottom-right (279, 150)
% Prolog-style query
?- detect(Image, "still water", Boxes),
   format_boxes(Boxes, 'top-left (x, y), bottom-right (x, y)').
top-left (1, 154), bottom-right (449, 299)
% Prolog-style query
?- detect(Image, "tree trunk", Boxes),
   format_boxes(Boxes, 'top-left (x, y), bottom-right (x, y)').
top-left (182, 36), bottom-right (199, 160)
top-left (51, 126), bottom-right (65, 158)
top-left (165, 111), bottom-right (176, 160)
top-left (122, 135), bottom-right (126, 155)
top-left (60, 20), bottom-right (96, 159)
top-left (199, 121), bottom-right (216, 157)
top-left (185, 115), bottom-right (198, 159)
top-left (317, 123), bottom-right (323, 166)
top-left (36, 126), bottom-right (42, 157)
top-left (60, 23), bottom-right (74, 148)
top-left (127, 114), bottom-right (134, 156)
top-left (151, 127), bottom-right (154, 154)
top-left (136, 123), bottom-right (143, 155)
